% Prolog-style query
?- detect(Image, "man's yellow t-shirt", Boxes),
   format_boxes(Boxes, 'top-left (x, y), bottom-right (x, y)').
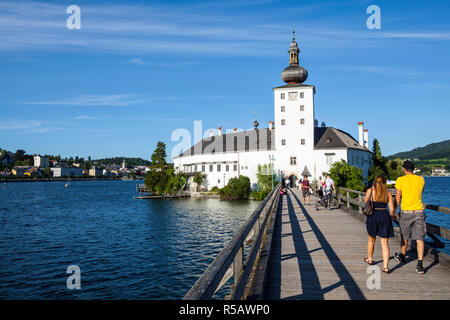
top-left (395, 174), bottom-right (425, 211)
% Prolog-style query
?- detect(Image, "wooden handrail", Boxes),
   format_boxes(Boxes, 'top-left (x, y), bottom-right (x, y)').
top-left (183, 184), bottom-right (281, 300)
top-left (336, 187), bottom-right (450, 241)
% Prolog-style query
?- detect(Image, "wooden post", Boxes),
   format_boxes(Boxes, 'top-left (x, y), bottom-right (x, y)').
top-left (346, 191), bottom-right (350, 208)
top-left (232, 246), bottom-right (244, 296)
top-left (358, 194), bottom-right (362, 214)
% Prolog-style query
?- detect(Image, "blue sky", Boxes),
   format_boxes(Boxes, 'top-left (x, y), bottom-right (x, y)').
top-left (1, 0), bottom-right (449, 161)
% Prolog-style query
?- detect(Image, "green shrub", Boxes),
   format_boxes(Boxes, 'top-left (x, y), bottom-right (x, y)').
top-left (219, 175), bottom-right (251, 200)
top-left (250, 189), bottom-right (271, 201)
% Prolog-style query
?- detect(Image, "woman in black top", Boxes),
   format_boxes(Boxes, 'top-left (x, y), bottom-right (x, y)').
top-left (364, 176), bottom-right (395, 273)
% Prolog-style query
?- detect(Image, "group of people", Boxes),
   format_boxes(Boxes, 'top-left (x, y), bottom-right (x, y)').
top-left (364, 160), bottom-right (426, 274)
top-left (281, 160), bottom-right (426, 274)
top-left (281, 174), bottom-right (336, 208)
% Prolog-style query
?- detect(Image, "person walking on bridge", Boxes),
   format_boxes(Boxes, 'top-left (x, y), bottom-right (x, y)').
top-left (324, 173), bottom-right (336, 210)
top-left (394, 160), bottom-right (426, 274)
top-left (301, 175), bottom-right (311, 205)
top-left (364, 176), bottom-right (395, 274)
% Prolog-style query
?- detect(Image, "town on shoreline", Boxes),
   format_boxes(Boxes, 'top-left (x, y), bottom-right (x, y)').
top-left (0, 149), bottom-right (151, 181)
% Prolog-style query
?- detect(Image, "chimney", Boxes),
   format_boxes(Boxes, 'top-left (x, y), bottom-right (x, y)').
top-left (269, 121), bottom-right (274, 131)
top-left (358, 122), bottom-right (364, 146)
top-left (209, 129), bottom-right (214, 138)
top-left (364, 129), bottom-right (369, 148)
top-left (218, 126), bottom-right (223, 136)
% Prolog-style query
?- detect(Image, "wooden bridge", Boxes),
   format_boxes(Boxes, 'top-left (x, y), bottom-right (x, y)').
top-left (184, 185), bottom-right (450, 300)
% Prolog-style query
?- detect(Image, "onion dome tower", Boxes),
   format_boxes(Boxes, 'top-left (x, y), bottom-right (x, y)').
top-left (281, 28), bottom-right (308, 84)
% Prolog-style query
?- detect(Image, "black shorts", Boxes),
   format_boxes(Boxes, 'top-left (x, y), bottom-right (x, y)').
top-left (302, 188), bottom-right (309, 197)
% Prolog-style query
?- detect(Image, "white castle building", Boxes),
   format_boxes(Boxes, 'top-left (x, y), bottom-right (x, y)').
top-left (174, 33), bottom-right (372, 190)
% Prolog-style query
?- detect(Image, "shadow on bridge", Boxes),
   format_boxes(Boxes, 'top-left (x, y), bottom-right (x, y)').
top-left (265, 189), bottom-right (366, 300)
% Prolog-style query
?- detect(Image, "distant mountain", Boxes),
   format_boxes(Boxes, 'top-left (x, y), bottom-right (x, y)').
top-left (387, 139), bottom-right (450, 160)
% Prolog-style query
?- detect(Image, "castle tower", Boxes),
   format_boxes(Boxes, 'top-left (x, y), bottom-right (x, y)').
top-left (273, 30), bottom-right (315, 182)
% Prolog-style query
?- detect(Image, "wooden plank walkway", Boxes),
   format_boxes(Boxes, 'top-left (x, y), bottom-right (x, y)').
top-left (264, 188), bottom-right (450, 300)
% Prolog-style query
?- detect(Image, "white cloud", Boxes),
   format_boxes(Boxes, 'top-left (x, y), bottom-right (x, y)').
top-left (73, 115), bottom-right (109, 120)
top-left (0, 120), bottom-right (64, 133)
top-left (21, 94), bottom-right (151, 106)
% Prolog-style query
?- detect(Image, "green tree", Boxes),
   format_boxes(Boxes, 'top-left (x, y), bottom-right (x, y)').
top-left (43, 167), bottom-right (51, 178)
top-left (151, 141), bottom-right (167, 170)
top-left (165, 171), bottom-right (187, 194)
top-left (219, 175), bottom-right (251, 200)
top-left (329, 159), bottom-right (365, 192)
top-left (386, 158), bottom-right (404, 180)
top-left (256, 163), bottom-right (275, 191)
top-left (368, 139), bottom-right (388, 183)
top-left (144, 141), bottom-right (169, 194)
top-left (193, 172), bottom-right (206, 191)
top-left (14, 149), bottom-right (26, 162)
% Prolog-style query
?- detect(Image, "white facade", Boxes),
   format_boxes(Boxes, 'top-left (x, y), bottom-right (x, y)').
top-left (34, 156), bottom-right (49, 168)
top-left (273, 85), bottom-right (315, 183)
top-left (173, 36), bottom-right (372, 190)
top-left (51, 167), bottom-right (83, 177)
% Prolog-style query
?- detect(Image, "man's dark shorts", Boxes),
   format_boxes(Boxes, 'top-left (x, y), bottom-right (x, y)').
top-left (399, 210), bottom-right (427, 241)
top-left (302, 188), bottom-right (309, 197)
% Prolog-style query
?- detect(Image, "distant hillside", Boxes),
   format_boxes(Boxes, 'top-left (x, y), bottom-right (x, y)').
top-left (387, 139), bottom-right (450, 160)
top-left (93, 157), bottom-right (151, 167)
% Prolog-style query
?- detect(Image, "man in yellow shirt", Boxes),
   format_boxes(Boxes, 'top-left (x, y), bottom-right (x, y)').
top-left (394, 160), bottom-right (426, 274)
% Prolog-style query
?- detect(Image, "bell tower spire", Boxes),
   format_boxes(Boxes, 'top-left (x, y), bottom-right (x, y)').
top-left (289, 26), bottom-right (300, 65)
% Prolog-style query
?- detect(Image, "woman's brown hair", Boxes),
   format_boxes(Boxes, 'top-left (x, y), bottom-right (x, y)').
top-left (373, 175), bottom-right (388, 202)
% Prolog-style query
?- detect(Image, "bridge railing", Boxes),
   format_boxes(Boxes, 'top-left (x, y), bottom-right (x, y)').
top-left (335, 187), bottom-right (450, 242)
top-left (183, 184), bottom-right (281, 300)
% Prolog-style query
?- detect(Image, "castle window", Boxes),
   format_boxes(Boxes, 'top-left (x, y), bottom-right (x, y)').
top-left (282, 139), bottom-right (286, 146)
top-left (288, 92), bottom-right (298, 101)
top-left (300, 92), bottom-right (304, 98)
top-left (300, 118), bottom-right (305, 125)
top-left (281, 106), bottom-right (285, 112)
top-left (226, 165), bottom-right (229, 172)
top-left (290, 157), bottom-right (297, 165)
top-left (281, 93), bottom-right (285, 99)
top-left (202, 165), bottom-right (205, 172)
top-left (209, 164), bottom-right (213, 172)
top-left (233, 164), bottom-right (237, 171)
top-left (300, 105), bottom-right (304, 111)
top-left (326, 154), bottom-right (334, 165)
top-left (301, 139), bottom-right (305, 145)
top-left (217, 164), bottom-right (221, 172)
top-left (281, 119), bottom-right (286, 125)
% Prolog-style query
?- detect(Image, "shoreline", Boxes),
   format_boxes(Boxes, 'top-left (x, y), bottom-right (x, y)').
top-left (0, 177), bottom-right (136, 183)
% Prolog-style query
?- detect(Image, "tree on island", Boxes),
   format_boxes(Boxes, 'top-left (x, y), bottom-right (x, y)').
top-left (165, 170), bottom-right (187, 194)
top-left (144, 141), bottom-right (185, 195)
top-left (145, 141), bottom-right (168, 194)
top-left (368, 139), bottom-right (388, 183)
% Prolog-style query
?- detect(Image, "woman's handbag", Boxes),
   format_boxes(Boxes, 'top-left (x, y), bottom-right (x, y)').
top-left (363, 189), bottom-right (374, 216)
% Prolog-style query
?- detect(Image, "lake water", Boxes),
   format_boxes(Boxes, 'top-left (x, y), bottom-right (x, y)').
top-left (0, 180), bottom-right (259, 299)
top-left (0, 177), bottom-right (448, 299)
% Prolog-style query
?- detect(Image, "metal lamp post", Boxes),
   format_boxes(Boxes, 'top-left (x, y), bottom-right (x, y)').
top-left (269, 155), bottom-right (275, 190)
